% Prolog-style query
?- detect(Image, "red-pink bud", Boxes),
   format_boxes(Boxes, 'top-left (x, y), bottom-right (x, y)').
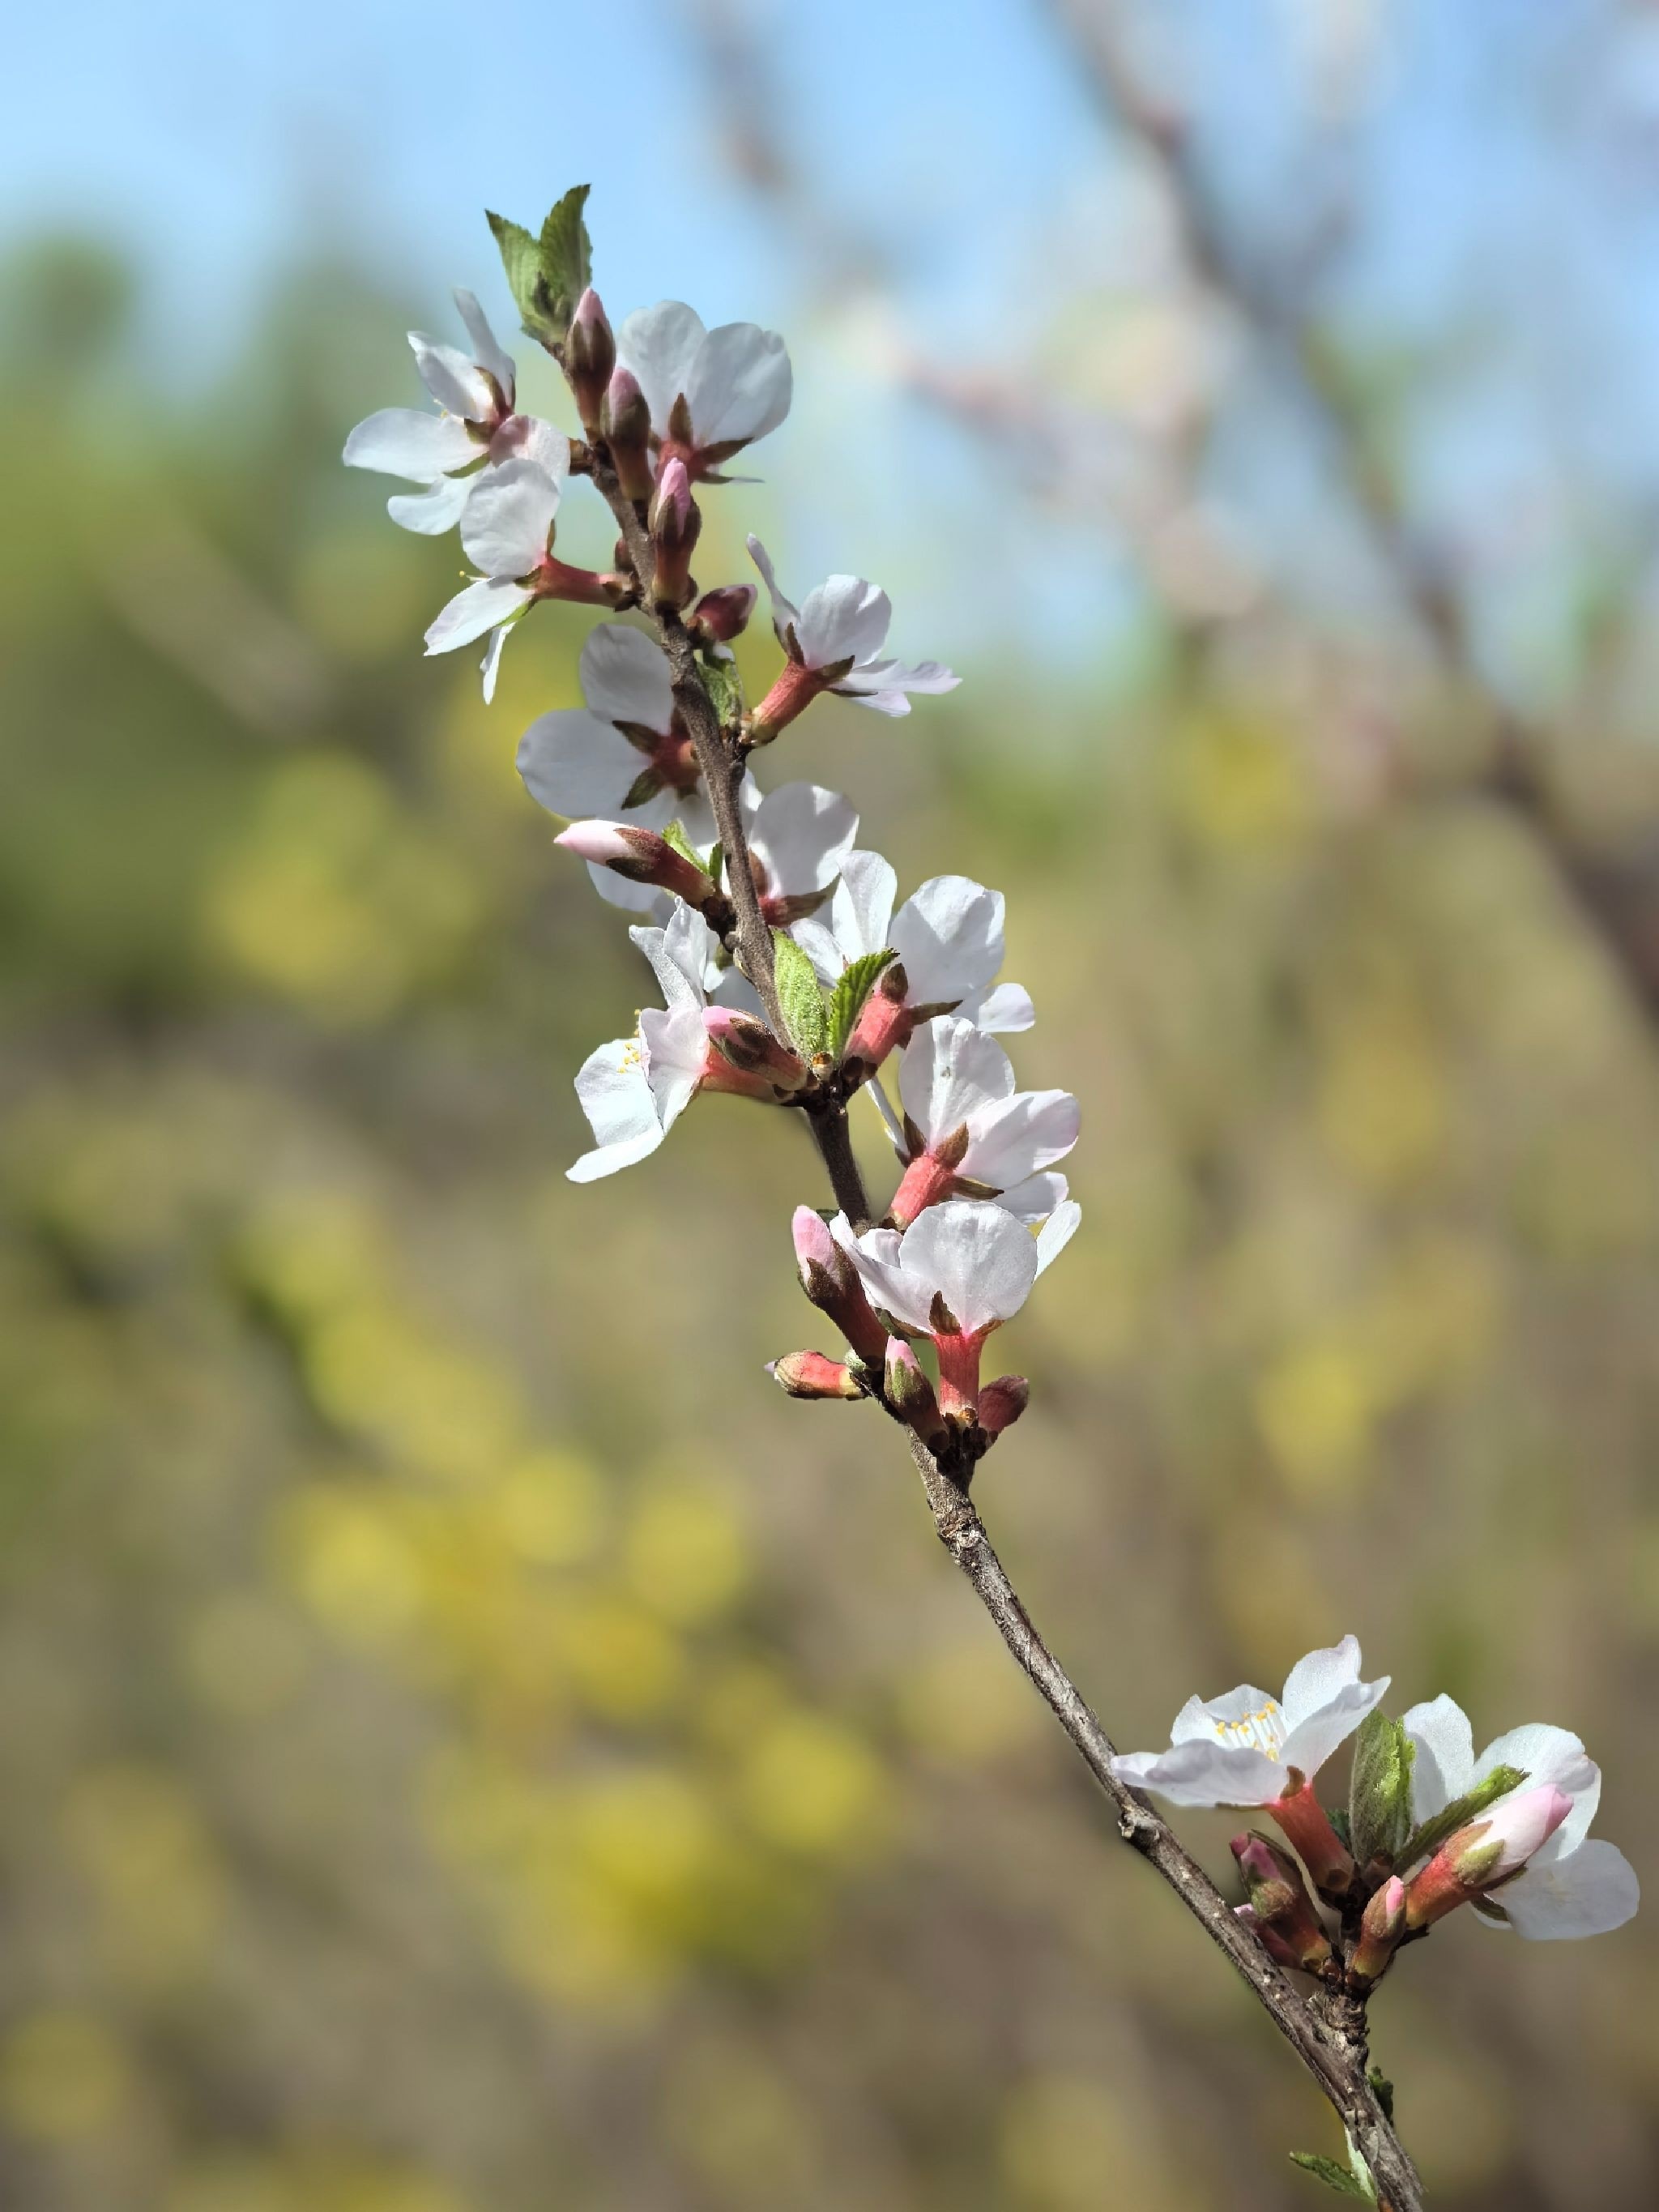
top-left (1350, 1875), bottom-right (1408, 1984)
top-left (602, 365), bottom-right (655, 502)
top-left (977, 1375), bottom-right (1030, 1439)
top-left (769, 1351), bottom-right (867, 1401)
top-left (791, 1206), bottom-right (889, 1367)
top-left (565, 288), bottom-right (616, 433)
top-left (1236, 1902), bottom-right (1306, 1974)
top-left (554, 820), bottom-right (714, 907)
top-left (885, 1336), bottom-right (949, 1450)
top-left (1230, 1830), bottom-right (1333, 1970)
top-left (648, 455), bottom-right (700, 609)
top-left (689, 583), bottom-right (757, 648)
top-left (1404, 1784), bottom-right (1572, 1931)
top-left (702, 1006), bottom-right (808, 1092)
top-left (1268, 1771), bottom-right (1357, 1902)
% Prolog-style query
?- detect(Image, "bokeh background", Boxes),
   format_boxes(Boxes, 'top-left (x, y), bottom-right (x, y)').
top-left (4, 2), bottom-right (1659, 2206)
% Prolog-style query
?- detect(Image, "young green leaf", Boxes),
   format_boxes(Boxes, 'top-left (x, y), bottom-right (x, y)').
top-left (1289, 2153), bottom-right (1374, 2200)
top-left (698, 655), bottom-right (745, 732)
top-left (826, 947), bottom-right (898, 1061)
top-left (486, 211), bottom-right (557, 341)
top-left (537, 184), bottom-right (593, 334)
top-left (1349, 1711), bottom-right (1415, 1868)
top-left (1400, 1761), bottom-right (1527, 1871)
top-left (661, 820), bottom-right (710, 877)
top-left (773, 930), bottom-right (830, 1060)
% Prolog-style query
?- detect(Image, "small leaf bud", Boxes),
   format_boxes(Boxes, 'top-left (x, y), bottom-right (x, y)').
top-left (554, 820), bottom-right (715, 908)
top-left (769, 1351), bottom-right (867, 1400)
top-left (1350, 1875), bottom-right (1408, 1984)
top-left (1230, 1831), bottom-right (1333, 1970)
top-left (601, 365), bottom-right (655, 502)
top-left (648, 455), bottom-right (701, 609)
top-left (977, 1375), bottom-right (1030, 1439)
top-left (565, 288), bottom-right (616, 434)
top-left (689, 583), bottom-right (758, 648)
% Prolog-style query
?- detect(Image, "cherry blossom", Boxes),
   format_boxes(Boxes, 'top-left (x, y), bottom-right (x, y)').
top-left (795, 852), bottom-right (1034, 1066)
top-left (887, 1016), bottom-right (1078, 1228)
top-left (423, 454), bottom-right (571, 700)
top-left (343, 289), bottom-right (565, 536)
top-left (615, 301), bottom-right (792, 479)
top-left (746, 537), bottom-right (960, 739)
top-left (1401, 1695), bottom-right (1639, 1939)
top-left (831, 1198), bottom-right (1079, 1423)
top-left (568, 907), bottom-right (799, 1183)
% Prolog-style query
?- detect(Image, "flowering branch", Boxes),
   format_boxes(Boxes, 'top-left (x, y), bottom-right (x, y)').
top-left (345, 186), bottom-right (1639, 2211)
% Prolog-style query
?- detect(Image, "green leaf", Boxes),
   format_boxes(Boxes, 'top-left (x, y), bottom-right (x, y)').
top-left (1326, 1805), bottom-right (1353, 1851)
top-left (1289, 2153), bottom-right (1373, 2199)
top-left (1349, 1711), bottom-right (1415, 1868)
top-left (773, 930), bottom-right (830, 1060)
top-left (1367, 2070), bottom-right (1395, 2125)
top-left (486, 211), bottom-right (559, 344)
top-left (1401, 1761), bottom-right (1527, 1870)
top-left (826, 948), bottom-right (898, 1061)
top-left (661, 820), bottom-right (710, 877)
top-left (537, 184), bottom-right (593, 334)
top-left (698, 655), bottom-right (745, 732)
top-left (706, 842), bottom-right (723, 891)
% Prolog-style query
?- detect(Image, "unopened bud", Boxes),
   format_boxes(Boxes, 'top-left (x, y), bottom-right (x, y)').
top-left (1236, 1902), bottom-right (1307, 1975)
top-left (602, 365), bottom-right (655, 502)
top-left (648, 456), bottom-right (701, 608)
top-left (689, 583), bottom-right (757, 648)
top-left (1404, 1783), bottom-right (1572, 1931)
top-left (885, 1336), bottom-right (948, 1450)
top-left (1268, 1770), bottom-right (1358, 1902)
top-left (791, 1207), bottom-right (889, 1366)
top-left (703, 1006), bottom-right (808, 1092)
top-left (769, 1350), bottom-right (866, 1400)
top-left (554, 820), bottom-right (714, 907)
top-left (1230, 1831), bottom-right (1333, 1971)
top-left (565, 288), bottom-right (616, 433)
top-left (1350, 1875), bottom-right (1408, 1984)
top-left (977, 1375), bottom-right (1030, 1439)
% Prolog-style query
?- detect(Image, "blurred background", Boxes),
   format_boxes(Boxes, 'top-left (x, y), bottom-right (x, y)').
top-left (3, 1), bottom-right (1659, 2205)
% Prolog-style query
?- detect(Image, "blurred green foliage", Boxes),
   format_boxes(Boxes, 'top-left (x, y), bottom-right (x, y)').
top-left (1, 237), bottom-right (1657, 2210)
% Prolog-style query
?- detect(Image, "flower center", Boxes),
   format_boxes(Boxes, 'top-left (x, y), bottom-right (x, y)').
top-left (1212, 1702), bottom-right (1287, 1758)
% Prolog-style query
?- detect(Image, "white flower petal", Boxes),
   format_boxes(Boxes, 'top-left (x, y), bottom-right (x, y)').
top-left (841, 656), bottom-right (960, 698)
top-left (795, 575), bottom-right (892, 671)
top-left (633, 904), bottom-right (714, 1014)
top-left (748, 783), bottom-right (858, 893)
top-left (454, 287), bottom-right (516, 407)
top-left (579, 621), bottom-right (676, 733)
top-left (995, 1172), bottom-right (1068, 1224)
top-left (1034, 1198), bottom-right (1081, 1276)
top-left (959, 980), bottom-right (1036, 1034)
top-left (898, 1017), bottom-right (1016, 1148)
top-left (745, 534), bottom-right (801, 642)
top-left (963, 1088), bottom-right (1079, 1192)
top-left (890, 876), bottom-right (1004, 1007)
top-left (459, 457), bottom-right (560, 577)
top-left (639, 1002), bottom-right (707, 1128)
top-left (343, 407), bottom-right (479, 480)
top-left (480, 621), bottom-right (510, 703)
top-left (617, 300), bottom-right (706, 433)
top-left (1401, 1696), bottom-right (1477, 1823)
top-left (830, 1218), bottom-right (933, 1335)
top-left (517, 708), bottom-right (654, 818)
top-left (1111, 1739), bottom-right (1286, 1809)
top-left (898, 1199), bottom-right (1038, 1336)
top-left (1170, 1684), bottom-right (1283, 1747)
top-left (424, 577), bottom-right (532, 655)
top-left (686, 322), bottom-right (792, 447)
top-left (588, 861), bottom-right (670, 916)
top-left (840, 686), bottom-right (913, 718)
top-left (1477, 1725), bottom-right (1599, 1858)
top-left (410, 332), bottom-right (493, 420)
top-left (569, 1036), bottom-right (663, 1181)
top-left (1278, 1638), bottom-right (1388, 1779)
top-left (1499, 1839), bottom-right (1640, 1941)
top-left (386, 475), bottom-right (476, 535)
top-left (488, 412), bottom-right (570, 480)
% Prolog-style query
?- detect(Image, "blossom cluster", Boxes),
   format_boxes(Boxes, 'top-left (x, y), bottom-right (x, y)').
top-left (346, 187), bottom-right (1636, 2083)
top-left (1114, 1636), bottom-right (1638, 1969)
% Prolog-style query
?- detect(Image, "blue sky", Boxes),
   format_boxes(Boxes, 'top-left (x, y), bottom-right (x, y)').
top-left (9, 0), bottom-right (1659, 685)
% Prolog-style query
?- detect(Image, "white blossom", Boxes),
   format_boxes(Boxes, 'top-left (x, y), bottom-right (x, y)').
top-left (343, 289), bottom-right (566, 536)
top-left (1403, 1695), bottom-right (1639, 1940)
top-left (1110, 1638), bottom-right (1390, 1809)
top-left (748, 536), bottom-right (959, 719)
top-left (795, 852), bottom-right (1034, 1065)
top-left (890, 1017), bottom-right (1078, 1226)
top-left (615, 301), bottom-right (792, 471)
top-left (423, 453), bottom-right (568, 700)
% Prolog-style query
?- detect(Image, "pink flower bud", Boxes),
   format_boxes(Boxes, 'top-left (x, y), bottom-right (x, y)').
top-left (648, 455), bottom-right (701, 608)
top-left (1236, 1902), bottom-right (1306, 1975)
top-left (565, 288), bottom-right (616, 433)
top-left (885, 1336), bottom-right (949, 1450)
top-left (702, 1006), bottom-right (808, 1092)
top-left (791, 1206), bottom-right (889, 1366)
top-left (1350, 1875), bottom-right (1407, 1984)
top-left (1268, 1771), bottom-right (1357, 1902)
top-left (1230, 1830), bottom-right (1333, 1970)
top-left (553, 820), bottom-right (713, 907)
top-left (977, 1375), bottom-right (1030, 1439)
top-left (1405, 1784), bottom-right (1573, 1931)
top-left (602, 365), bottom-right (655, 502)
top-left (689, 583), bottom-right (757, 647)
top-left (769, 1350), bottom-right (867, 1400)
